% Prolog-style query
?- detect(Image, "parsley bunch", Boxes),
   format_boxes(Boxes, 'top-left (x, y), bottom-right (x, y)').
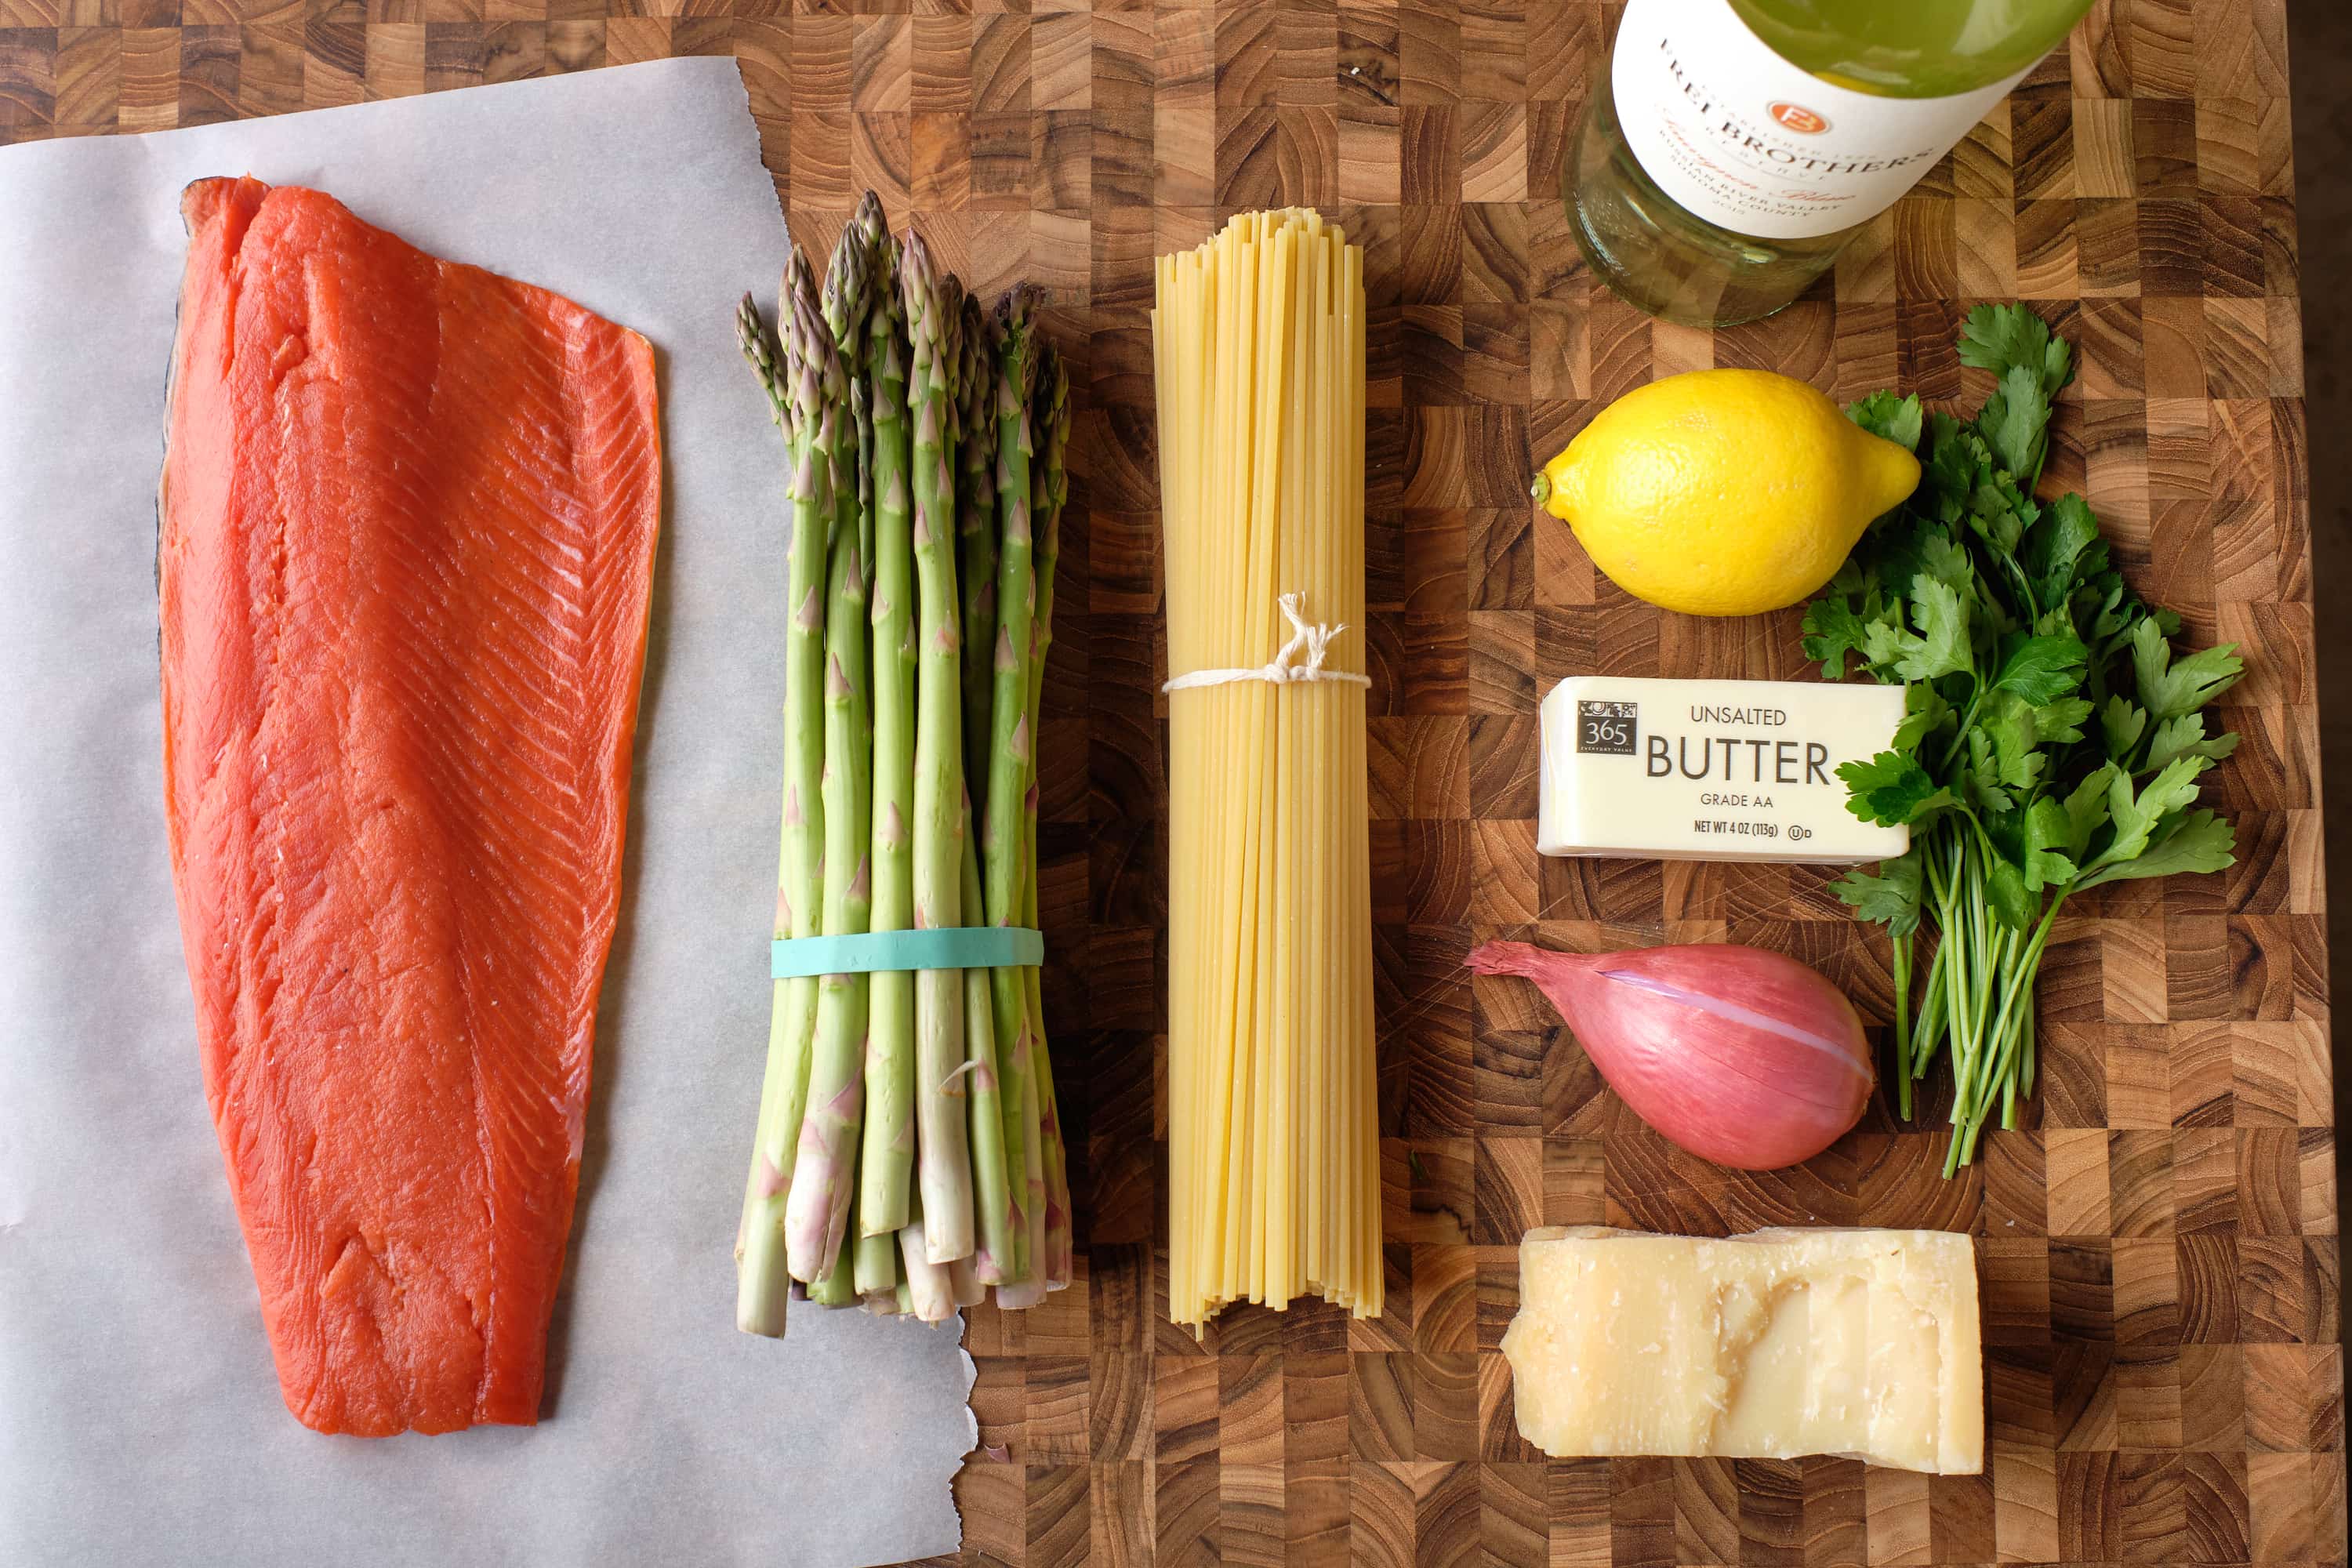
top-left (1802, 304), bottom-right (2242, 1175)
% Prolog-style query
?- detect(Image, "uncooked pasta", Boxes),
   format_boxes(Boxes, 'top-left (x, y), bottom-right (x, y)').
top-left (1152, 209), bottom-right (1381, 1330)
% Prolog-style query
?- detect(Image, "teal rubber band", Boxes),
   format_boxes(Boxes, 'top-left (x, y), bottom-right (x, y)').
top-left (772, 926), bottom-right (1044, 980)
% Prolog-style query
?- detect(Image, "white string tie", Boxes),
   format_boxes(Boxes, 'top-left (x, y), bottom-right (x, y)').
top-left (1161, 592), bottom-right (1372, 692)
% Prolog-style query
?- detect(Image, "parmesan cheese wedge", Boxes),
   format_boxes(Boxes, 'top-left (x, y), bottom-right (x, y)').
top-left (1501, 1226), bottom-right (1984, 1474)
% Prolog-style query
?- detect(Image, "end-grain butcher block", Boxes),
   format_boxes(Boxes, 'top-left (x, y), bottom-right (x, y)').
top-left (158, 176), bottom-right (662, 1436)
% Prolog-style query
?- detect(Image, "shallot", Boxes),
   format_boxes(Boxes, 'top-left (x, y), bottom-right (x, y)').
top-left (1466, 941), bottom-right (1873, 1171)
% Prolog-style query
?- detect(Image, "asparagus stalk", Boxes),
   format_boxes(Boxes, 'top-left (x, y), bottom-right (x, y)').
top-left (899, 1190), bottom-right (957, 1323)
top-left (899, 234), bottom-right (978, 1266)
top-left (995, 1052), bottom-right (1051, 1309)
top-left (731, 290), bottom-right (794, 1323)
top-left (960, 793), bottom-right (1014, 1282)
top-left (830, 256), bottom-right (871, 485)
top-left (824, 222), bottom-right (873, 543)
top-left (735, 918), bottom-right (817, 1330)
top-left (776, 262), bottom-right (871, 1286)
top-left (850, 192), bottom-right (891, 571)
top-left (804, 238), bottom-right (879, 1301)
top-left (949, 1251), bottom-right (987, 1311)
top-left (809, 1176), bottom-right (861, 1308)
top-left (950, 301), bottom-right (1018, 1285)
top-left (848, 380), bottom-right (870, 590)
top-left (1024, 339), bottom-right (1076, 1291)
top-left (855, 1221), bottom-right (898, 1298)
top-left (955, 295), bottom-right (999, 811)
top-left (1024, 339), bottom-right (1070, 760)
top-left (939, 268), bottom-right (965, 415)
top-left (981, 285), bottom-right (1043, 1287)
top-left (854, 222), bottom-right (920, 1243)
top-left (738, 293), bottom-right (790, 430)
top-left (826, 220), bottom-right (876, 606)
top-left (737, 259), bottom-right (836, 1330)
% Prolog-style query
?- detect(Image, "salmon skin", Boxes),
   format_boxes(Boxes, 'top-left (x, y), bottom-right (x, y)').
top-left (159, 177), bottom-right (662, 1436)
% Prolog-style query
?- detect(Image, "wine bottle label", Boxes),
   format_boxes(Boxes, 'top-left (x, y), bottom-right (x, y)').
top-left (1611, 0), bottom-right (2034, 240)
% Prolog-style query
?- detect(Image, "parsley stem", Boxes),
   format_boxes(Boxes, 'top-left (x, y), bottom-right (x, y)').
top-left (1936, 838), bottom-right (1975, 1115)
top-left (1892, 932), bottom-right (1913, 1120)
top-left (1977, 898), bottom-right (2063, 1121)
top-left (2019, 1006), bottom-right (2037, 1105)
top-left (1911, 935), bottom-right (1950, 1075)
top-left (1910, 801), bottom-right (2063, 1172)
top-left (1937, 682), bottom-right (1987, 773)
top-left (1962, 922), bottom-right (2019, 1116)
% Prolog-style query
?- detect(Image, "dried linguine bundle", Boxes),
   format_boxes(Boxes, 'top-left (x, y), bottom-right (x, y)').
top-left (1152, 210), bottom-right (1381, 1331)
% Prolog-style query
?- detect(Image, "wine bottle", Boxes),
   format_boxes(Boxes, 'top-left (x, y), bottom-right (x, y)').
top-left (1568, 0), bottom-right (2096, 328)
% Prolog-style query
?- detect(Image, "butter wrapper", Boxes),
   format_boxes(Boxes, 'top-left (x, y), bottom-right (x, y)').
top-left (1537, 676), bottom-right (1911, 864)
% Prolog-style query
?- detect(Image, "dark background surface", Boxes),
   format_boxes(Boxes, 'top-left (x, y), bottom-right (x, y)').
top-left (2288, 3), bottom-right (2352, 1299)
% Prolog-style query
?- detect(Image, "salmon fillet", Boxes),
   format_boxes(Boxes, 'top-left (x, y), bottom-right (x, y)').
top-left (159, 177), bottom-right (662, 1436)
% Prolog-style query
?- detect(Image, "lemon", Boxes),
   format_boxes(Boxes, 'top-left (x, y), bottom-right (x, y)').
top-left (1531, 369), bottom-right (1921, 617)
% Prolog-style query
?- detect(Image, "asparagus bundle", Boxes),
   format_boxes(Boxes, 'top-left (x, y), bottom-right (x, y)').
top-left (734, 200), bottom-right (1075, 1332)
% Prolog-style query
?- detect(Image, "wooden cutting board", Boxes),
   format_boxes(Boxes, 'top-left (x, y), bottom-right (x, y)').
top-left (5, 0), bottom-right (2338, 1563)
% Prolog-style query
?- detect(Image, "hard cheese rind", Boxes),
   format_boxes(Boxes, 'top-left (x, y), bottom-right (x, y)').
top-left (1538, 676), bottom-right (1910, 863)
top-left (1501, 1226), bottom-right (1984, 1474)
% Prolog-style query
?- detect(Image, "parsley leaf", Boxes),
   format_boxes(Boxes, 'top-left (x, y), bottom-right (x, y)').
top-left (1984, 858), bottom-right (2034, 931)
top-left (1957, 303), bottom-right (2072, 484)
top-left (2034, 696), bottom-right (2093, 745)
top-left (2061, 763), bottom-right (2118, 858)
top-left (2092, 754), bottom-right (2214, 870)
top-left (1846, 390), bottom-right (1924, 452)
top-left (1962, 728), bottom-right (2018, 815)
top-left (1837, 848), bottom-right (1926, 937)
top-left (1838, 751), bottom-right (1957, 827)
top-left (2144, 710), bottom-right (2241, 773)
top-left (2020, 493), bottom-right (2105, 608)
top-left (1978, 691), bottom-right (2049, 793)
top-left (1958, 302), bottom-right (2074, 400)
top-left (1969, 473), bottom-right (2030, 558)
top-left (1893, 681), bottom-right (1955, 753)
top-left (2100, 695), bottom-right (2148, 760)
top-left (2023, 798), bottom-right (2079, 893)
top-left (1862, 578), bottom-right (1972, 682)
top-left (2130, 619), bottom-right (2245, 721)
top-left (1800, 594), bottom-right (1876, 681)
top-left (1920, 414), bottom-right (1983, 521)
top-left (1991, 633), bottom-right (2089, 704)
top-left (2083, 574), bottom-right (2134, 647)
top-left (1976, 362), bottom-right (2053, 481)
top-left (2076, 809), bottom-right (2237, 890)
top-left (1915, 531), bottom-right (1975, 598)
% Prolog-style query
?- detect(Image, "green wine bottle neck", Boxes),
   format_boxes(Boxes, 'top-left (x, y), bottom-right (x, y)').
top-left (1727, 0), bottom-right (2098, 98)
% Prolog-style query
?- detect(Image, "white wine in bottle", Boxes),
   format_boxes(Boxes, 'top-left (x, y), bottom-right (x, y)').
top-left (1568, 0), bottom-right (2096, 328)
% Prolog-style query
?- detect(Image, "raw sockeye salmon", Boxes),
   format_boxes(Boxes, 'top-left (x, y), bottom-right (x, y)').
top-left (159, 177), bottom-right (662, 1436)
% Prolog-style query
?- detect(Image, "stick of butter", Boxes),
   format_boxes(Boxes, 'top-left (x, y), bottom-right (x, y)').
top-left (1501, 1226), bottom-right (1983, 1474)
top-left (1539, 676), bottom-right (1909, 863)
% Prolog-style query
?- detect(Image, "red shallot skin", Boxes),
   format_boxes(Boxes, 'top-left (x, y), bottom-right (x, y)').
top-left (1465, 941), bottom-right (1874, 1171)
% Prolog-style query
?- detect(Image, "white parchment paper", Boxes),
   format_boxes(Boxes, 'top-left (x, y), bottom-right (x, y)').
top-left (0, 58), bottom-right (972, 1568)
